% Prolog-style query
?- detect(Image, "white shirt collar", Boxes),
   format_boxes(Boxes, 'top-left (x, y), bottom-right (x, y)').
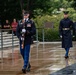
top-left (24, 18), bottom-right (29, 22)
top-left (26, 18), bottom-right (29, 22)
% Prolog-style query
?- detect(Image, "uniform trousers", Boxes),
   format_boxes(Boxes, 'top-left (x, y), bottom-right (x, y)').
top-left (65, 48), bottom-right (70, 56)
top-left (20, 43), bottom-right (30, 69)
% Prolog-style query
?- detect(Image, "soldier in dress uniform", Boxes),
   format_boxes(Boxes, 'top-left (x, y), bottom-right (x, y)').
top-left (16, 11), bottom-right (36, 73)
top-left (74, 21), bottom-right (76, 40)
top-left (59, 11), bottom-right (75, 59)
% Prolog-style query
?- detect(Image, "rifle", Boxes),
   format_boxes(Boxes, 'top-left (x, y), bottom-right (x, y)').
top-left (21, 19), bottom-right (26, 49)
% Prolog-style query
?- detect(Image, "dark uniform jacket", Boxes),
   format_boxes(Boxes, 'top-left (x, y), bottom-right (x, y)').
top-left (16, 19), bottom-right (36, 45)
top-left (74, 22), bottom-right (76, 35)
top-left (59, 18), bottom-right (74, 48)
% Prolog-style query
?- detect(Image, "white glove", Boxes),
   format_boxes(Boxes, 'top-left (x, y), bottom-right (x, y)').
top-left (73, 36), bottom-right (75, 38)
top-left (22, 29), bottom-right (26, 33)
top-left (21, 37), bottom-right (24, 40)
top-left (60, 36), bottom-right (62, 38)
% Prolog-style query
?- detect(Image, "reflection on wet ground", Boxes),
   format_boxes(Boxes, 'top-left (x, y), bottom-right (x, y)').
top-left (0, 42), bottom-right (76, 75)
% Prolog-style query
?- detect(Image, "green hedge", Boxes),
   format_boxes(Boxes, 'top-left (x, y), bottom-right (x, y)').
top-left (32, 8), bottom-right (76, 41)
top-left (37, 29), bottom-right (60, 41)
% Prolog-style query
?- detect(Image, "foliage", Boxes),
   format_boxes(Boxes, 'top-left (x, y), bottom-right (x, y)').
top-left (0, 0), bottom-right (76, 22)
top-left (0, 0), bottom-right (21, 22)
top-left (33, 9), bottom-right (76, 41)
top-left (33, 15), bottom-right (61, 41)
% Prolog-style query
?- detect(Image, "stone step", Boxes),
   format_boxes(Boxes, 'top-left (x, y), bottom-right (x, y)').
top-left (0, 32), bottom-right (8, 34)
top-left (0, 35), bottom-right (17, 38)
top-left (0, 39), bottom-right (18, 42)
top-left (0, 32), bottom-right (36, 49)
top-left (0, 43), bottom-right (19, 48)
top-left (0, 37), bottom-right (18, 40)
top-left (2, 41), bottom-right (19, 44)
top-left (0, 32), bottom-right (19, 48)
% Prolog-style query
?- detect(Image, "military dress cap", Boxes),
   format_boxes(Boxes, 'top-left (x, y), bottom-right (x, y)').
top-left (63, 11), bottom-right (69, 15)
top-left (23, 11), bottom-right (29, 16)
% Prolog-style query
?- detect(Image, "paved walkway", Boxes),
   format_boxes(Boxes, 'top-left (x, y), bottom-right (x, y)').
top-left (0, 42), bottom-right (76, 75)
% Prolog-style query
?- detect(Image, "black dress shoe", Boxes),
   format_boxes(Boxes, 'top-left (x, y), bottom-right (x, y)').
top-left (65, 56), bottom-right (69, 59)
top-left (26, 64), bottom-right (31, 72)
top-left (22, 69), bottom-right (26, 73)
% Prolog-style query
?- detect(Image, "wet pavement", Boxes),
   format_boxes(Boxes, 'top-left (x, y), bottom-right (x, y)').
top-left (0, 42), bottom-right (76, 75)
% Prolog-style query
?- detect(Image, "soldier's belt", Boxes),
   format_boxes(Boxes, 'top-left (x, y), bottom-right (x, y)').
top-left (63, 28), bottom-right (70, 30)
